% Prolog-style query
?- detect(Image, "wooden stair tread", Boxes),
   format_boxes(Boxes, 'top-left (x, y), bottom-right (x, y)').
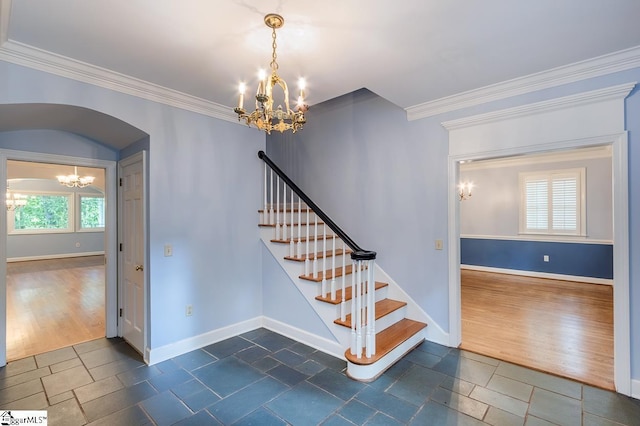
top-left (285, 248), bottom-right (351, 262)
top-left (315, 282), bottom-right (388, 304)
top-left (271, 235), bottom-right (332, 244)
top-left (345, 319), bottom-right (427, 366)
top-left (259, 207), bottom-right (312, 213)
top-left (259, 222), bottom-right (324, 228)
top-left (300, 264), bottom-right (355, 282)
top-left (334, 299), bottom-right (406, 328)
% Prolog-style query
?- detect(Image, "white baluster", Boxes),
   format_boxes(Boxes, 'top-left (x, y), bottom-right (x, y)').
top-left (313, 213), bottom-right (318, 279)
top-left (305, 208), bottom-right (310, 276)
top-left (262, 163), bottom-right (267, 223)
top-left (321, 223), bottom-right (327, 296)
top-left (275, 176), bottom-right (280, 240)
top-left (367, 260), bottom-right (376, 357)
top-left (330, 234), bottom-right (336, 300)
top-left (350, 267), bottom-right (356, 355)
top-left (297, 196), bottom-right (302, 259)
top-left (283, 184), bottom-right (288, 242)
top-left (269, 169), bottom-right (274, 225)
top-left (341, 240), bottom-right (346, 322)
top-left (289, 188), bottom-right (294, 256)
top-left (355, 260), bottom-right (363, 358)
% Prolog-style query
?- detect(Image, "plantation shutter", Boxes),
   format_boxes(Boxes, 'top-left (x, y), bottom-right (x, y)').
top-left (552, 176), bottom-right (577, 231)
top-left (525, 178), bottom-right (548, 230)
top-left (520, 168), bottom-right (583, 235)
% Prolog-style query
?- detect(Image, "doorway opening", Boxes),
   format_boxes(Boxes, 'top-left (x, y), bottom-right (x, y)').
top-left (5, 160), bottom-right (107, 361)
top-left (456, 147), bottom-right (615, 388)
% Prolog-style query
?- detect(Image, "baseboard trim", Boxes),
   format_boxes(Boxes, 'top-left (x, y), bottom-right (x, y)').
top-left (7, 251), bottom-right (105, 263)
top-left (461, 264), bottom-right (613, 286)
top-left (146, 317), bottom-right (262, 365)
top-left (145, 316), bottom-right (346, 366)
top-left (261, 317), bottom-right (345, 360)
top-left (632, 379), bottom-right (640, 400)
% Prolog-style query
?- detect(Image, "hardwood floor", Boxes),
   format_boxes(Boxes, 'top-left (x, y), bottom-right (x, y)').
top-left (6, 256), bottom-right (105, 361)
top-left (461, 269), bottom-right (614, 390)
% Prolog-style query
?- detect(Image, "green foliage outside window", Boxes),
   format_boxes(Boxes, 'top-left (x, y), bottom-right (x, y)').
top-left (80, 196), bottom-right (105, 228)
top-left (14, 194), bottom-right (69, 230)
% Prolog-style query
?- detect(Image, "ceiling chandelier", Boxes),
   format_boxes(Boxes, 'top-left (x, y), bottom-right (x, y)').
top-left (57, 166), bottom-right (95, 188)
top-left (234, 13), bottom-right (308, 134)
top-left (6, 186), bottom-right (27, 211)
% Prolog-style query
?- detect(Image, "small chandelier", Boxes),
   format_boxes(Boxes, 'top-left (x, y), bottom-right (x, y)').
top-left (6, 186), bottom-right (27, 211)
top-left (57, 166), bottom-right (95, 188)
top-left (234, 13), bottom-right (308, 134)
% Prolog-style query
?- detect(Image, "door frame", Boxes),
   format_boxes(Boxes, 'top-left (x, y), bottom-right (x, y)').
top-left (0, 149), bottom-right (117, 367)
top-left (447, 133), bottom-right (630, 395)
top-left (117, 151), bottom-right (148, 362)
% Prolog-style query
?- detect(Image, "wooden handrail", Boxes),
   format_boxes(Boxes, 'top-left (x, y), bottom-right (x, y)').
top-left (258, 151), bottom-right (376, 261)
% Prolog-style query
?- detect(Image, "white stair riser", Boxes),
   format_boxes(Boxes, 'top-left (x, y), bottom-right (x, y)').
top-left (321, 285), bottom-right (389, 310)
top-left (375, 305), bottom-right (407, 333)
top-left (346, 331), bottom-right (426, 382)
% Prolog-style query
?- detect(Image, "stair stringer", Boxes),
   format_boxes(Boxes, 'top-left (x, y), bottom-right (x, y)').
top-left (260, 227), bottom-right (353, 355)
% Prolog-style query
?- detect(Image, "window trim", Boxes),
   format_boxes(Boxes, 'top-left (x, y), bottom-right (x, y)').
top-left (518, 168), bottom-right (586, 237)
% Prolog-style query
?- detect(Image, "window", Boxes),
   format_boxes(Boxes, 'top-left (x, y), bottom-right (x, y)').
top-left (79, 195), bottom-right (105, 231)
top-left (519, 168), bottom-right (585, 236)
top-left (9, 192), bottom-right (73, 234)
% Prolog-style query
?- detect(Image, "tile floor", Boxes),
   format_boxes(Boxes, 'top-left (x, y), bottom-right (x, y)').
top-left (1, 328), bottom-right (639, 425)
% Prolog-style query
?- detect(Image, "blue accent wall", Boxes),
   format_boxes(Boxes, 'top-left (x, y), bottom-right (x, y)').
top-left (461, 238), bottom-right (613, 279)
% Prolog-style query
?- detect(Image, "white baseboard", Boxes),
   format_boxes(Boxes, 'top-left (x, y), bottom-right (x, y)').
top-left (7, 251), bottom-right (104, 263)
top-left (262, 317), bottom-right (345, 359)
top-left (632, 379), bottom-right (640, 400)
top-left (145, 316), bottom-right (346, 366)
top-left (146, 317), bottom-right (262, 365)
top-left (461, 264), bottom-right (613, 286)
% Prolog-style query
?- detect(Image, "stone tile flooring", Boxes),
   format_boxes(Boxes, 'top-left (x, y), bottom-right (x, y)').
top-left (1, 328), bottom-right (639, 425)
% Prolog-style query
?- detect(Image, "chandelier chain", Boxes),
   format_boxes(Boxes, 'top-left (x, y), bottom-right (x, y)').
top-left (270, 28), bottom-right (279, 71)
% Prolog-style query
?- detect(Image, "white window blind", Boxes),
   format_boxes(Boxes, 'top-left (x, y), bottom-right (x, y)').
top-left (520, 168), bottom-right (585, 236)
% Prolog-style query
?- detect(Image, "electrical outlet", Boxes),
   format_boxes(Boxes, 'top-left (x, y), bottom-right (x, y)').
top-left (186, 305), bottom-right (193, 316)
top-left (435, 239), bottom-right (444, 250)
top-left (543, 255), bottom-right (550, 262)
top-left (164, 244), bottom-right (173, 257)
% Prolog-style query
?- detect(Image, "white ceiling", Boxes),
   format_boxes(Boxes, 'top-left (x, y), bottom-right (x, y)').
top-left (2, 1), bottom-right (640, 114)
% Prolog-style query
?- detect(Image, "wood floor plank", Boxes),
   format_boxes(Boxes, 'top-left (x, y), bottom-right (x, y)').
top-left (460, 269), bottom-right (614, 390)
top-left (6, 256), bottom-right (105, 361)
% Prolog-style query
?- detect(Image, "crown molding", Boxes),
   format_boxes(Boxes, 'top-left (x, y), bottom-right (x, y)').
top-left (0, 39), bottom-right (238, 124)
top-left (407, 45), bottom-right (640, 121)
top-left (442, 82), bottom-right (636, 131)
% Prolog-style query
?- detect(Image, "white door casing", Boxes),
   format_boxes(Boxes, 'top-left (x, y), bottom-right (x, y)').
top-left (443, 83), bottom-right (634, 396)
top-left (118, 151), bottom-right (147, 356)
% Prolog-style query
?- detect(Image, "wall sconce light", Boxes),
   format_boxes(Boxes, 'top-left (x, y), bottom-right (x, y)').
top-left (458, 182), bottom-right (473, 201)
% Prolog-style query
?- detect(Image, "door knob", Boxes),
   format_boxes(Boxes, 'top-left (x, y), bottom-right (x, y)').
top-left (135, 264), bottom-right (144, 271)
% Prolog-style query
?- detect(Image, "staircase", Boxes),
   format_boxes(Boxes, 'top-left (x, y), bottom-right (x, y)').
top-left (258, 151), bottom-right (427, 382)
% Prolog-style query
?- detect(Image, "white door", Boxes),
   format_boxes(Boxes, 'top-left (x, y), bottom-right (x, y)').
top-left (119, 153), bottom-right (146, 354)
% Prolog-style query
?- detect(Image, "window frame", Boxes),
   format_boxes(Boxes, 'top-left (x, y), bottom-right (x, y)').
top-left (518, 168), bottom-right (586, 237)
top-left (77, 193), bottom-right (106, 232)
top-left (8, 190), bottom-right (75, 235)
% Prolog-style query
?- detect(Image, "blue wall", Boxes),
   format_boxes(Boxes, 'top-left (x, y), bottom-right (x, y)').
top-left (268, 71), bottom-right (640, 382)
top-left (0, 61), bottom-right (266, 352)
top-left (461, 238), bottom-right (613, 279)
